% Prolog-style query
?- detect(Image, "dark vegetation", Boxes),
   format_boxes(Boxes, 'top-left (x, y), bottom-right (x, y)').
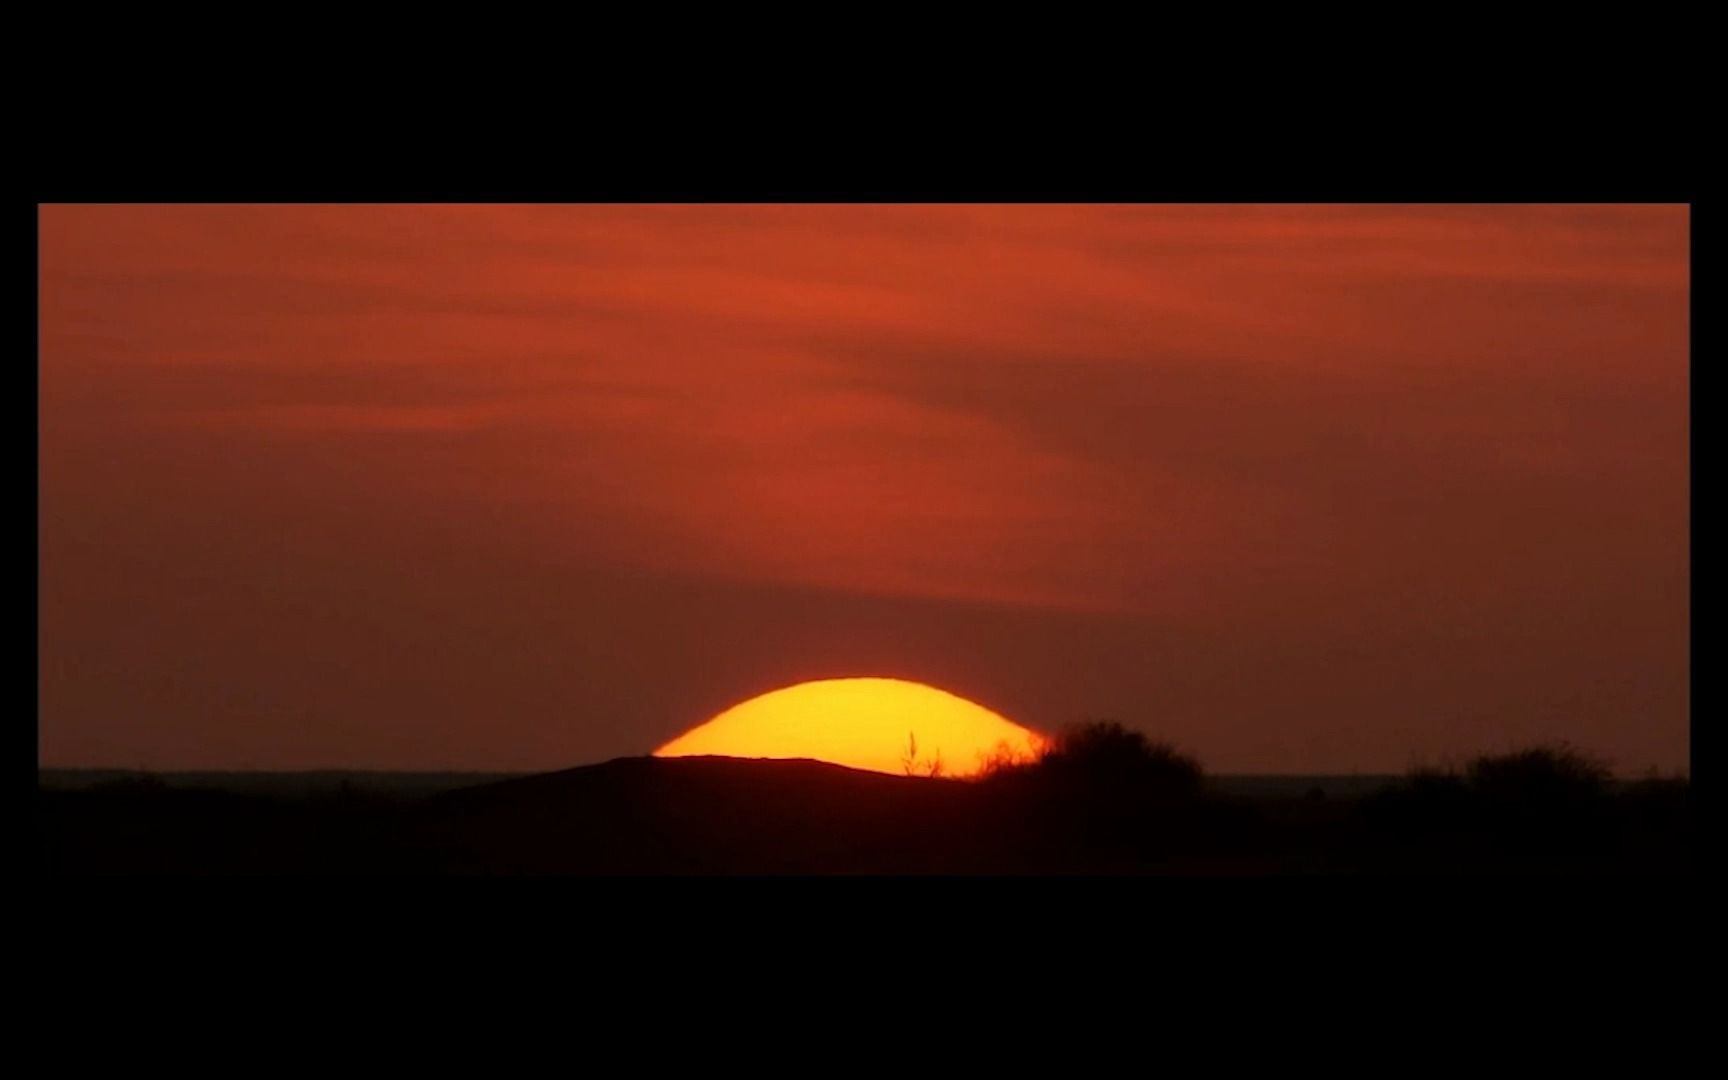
top-left (38, 725), bottom-right (1691, 875)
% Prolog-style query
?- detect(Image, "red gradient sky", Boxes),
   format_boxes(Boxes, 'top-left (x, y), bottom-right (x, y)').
top-left (38, 205), bottom-right (1689, 773)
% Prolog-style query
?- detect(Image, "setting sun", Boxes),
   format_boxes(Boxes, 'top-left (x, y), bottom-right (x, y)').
top-left (654, 677), bottom-right (1046, 777)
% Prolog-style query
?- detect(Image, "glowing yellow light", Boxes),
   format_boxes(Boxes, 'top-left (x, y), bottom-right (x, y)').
top-left (654, 677), bottom-right (1044, 777)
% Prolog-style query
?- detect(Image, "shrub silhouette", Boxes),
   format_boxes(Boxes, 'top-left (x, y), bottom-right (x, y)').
top-left (1360, 767), bottom-right (1472, 838)
top-left (1465, 743), bottom-right (1613, 844)
top-left (974, 738), bottom-right (1040, 776)
top-left (1041, 721), bottom-right (1203, 794)
top-left (1363, 744), bottom-right (1618, 858)
top-left (1465, 743), bottom-right (1611, 804)
top-left (984, 721), bottom-right (1202, 797)
top-left (974, 721), bottom-right (1208, 864)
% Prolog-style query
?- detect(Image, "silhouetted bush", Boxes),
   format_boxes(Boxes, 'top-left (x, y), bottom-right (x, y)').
top-left (1474, 745), bottom-right (1613, 846)
top-left (1358, 767), bottom-right (1470, 836)
top-left (975, 723), bottom-right (1216, 865)
top-left (983, 721), bottom-right (1202, 799)
top-left (973, 738), bottom-right (1041, 776)
top-left (1465, 744), bottom-right (1611, 805)
top-left (1361, 744), bottom-right (1624, 861)
top-left (1041, 722), bottom-right (1203, 794)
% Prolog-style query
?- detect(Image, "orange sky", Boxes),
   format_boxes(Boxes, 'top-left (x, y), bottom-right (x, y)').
top-left (37, 205), bottom-right (1689, 773)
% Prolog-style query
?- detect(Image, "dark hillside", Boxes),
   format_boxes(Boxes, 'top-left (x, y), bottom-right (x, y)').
top-left (39, 746), bottom-right (1693, 876)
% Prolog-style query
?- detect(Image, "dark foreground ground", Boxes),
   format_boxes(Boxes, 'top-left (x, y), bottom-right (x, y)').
top-left (38, 756), bottom-right (1693, 875)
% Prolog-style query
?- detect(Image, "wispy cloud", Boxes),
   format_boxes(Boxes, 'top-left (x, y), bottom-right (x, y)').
top-left (39, 204), bottom-right (1688, 614)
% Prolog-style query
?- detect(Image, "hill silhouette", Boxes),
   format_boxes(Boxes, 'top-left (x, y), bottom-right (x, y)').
top-left (400, 755), bottom-right (992, 874)
top-left (39, 734), bottom-right (1692, 875)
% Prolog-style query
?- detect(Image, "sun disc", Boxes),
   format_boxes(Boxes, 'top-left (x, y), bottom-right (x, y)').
top-left (654, 677), bottom-right (1043, 777)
